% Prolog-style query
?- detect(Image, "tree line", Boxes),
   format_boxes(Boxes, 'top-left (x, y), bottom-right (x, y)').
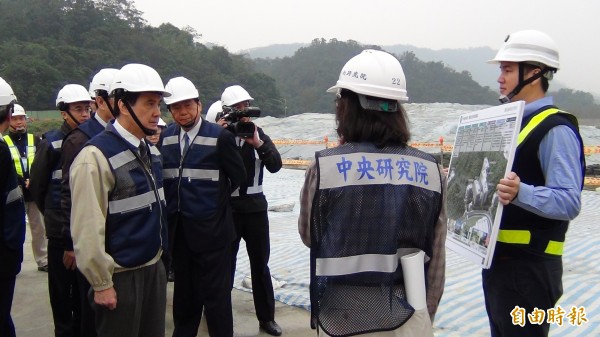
top-left (0, 0), bottom-right (597, 120)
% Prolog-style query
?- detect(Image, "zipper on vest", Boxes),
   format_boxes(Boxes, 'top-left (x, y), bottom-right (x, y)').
top-left (137, 149), bottom-right (164, 249)
top-left (177, 157), bottom-right (184, 212)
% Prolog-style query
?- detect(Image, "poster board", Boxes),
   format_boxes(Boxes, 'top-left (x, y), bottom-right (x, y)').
top-left (445, 101), bottom-right (524, 268)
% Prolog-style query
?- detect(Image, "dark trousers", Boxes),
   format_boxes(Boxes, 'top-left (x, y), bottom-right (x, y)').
top-left (482, 257), bottom-right (563, 337)
top-left (48, 238), bottom-right (81, 337)
top-left (91, 261), bottom-right (166, 337)
top-left (172, 226), bottom-right (233, 337)
top-left (231, 211), bottom-right (275, 322)
top-left (76, 271), bottom-right (96, 337)
top-left (0, 242), bottom-right (22, 337)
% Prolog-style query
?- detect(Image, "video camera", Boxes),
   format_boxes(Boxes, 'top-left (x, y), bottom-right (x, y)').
top-left (216, 106), bottom-right (261, 138)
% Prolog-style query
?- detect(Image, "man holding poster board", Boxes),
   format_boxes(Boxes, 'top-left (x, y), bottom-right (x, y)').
top-left (482, 30), bottom-right (585, 337)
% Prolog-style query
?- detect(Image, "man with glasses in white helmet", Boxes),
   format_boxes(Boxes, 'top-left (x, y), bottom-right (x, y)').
top-left (218, 85), bottom-right (283, 336)
top-left (160, 76), bottom-right (245, 337)
top-left (29, 83), bottom-right (93, 337)
top-left (3, 103), bottom-right (48, 273)
top-left (0, 76), bottom-right (26, 337)
top-left (484, 30), bottom-right (585, 337)
top-left (298, 50), bottom-right (447, 337)
top-left (59, 68), bottom-right (118, 337)
top-left (70, 63), bottom-right (169, 337)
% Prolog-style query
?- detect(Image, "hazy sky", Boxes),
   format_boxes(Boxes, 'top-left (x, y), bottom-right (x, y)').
top-left (133, 0), bottom-right (599, 95)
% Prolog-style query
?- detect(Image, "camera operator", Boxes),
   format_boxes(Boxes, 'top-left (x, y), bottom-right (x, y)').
top-left (218, 85), bottom-right (283, 336)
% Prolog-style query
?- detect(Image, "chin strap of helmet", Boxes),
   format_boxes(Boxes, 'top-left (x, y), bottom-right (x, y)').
top-left (124, 101), bottom-right (157, 136)
top-left (97, 91), bottom-right (116, 118)
top-left (65, 109), bottom-right (82, 126)
top-left (499, 64), bottom-right (552, 104)
top-left (170, 102), bottom-right (199, 130)
top-left (114, 90), bottom-right (156, 136)
top-left (10, 125), bottom-right (26, 133)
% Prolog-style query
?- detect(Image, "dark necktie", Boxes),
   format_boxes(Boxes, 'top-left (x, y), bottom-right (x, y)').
top-left (139, 141), bottom-right (151, 169)
top-left (182, 133), bottom-right (190, 154)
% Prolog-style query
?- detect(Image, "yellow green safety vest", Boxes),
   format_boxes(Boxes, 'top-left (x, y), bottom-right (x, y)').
top-left (3, 133), bottom-right (36, 178)
top-left (497, 107), bottom-right (578, 256)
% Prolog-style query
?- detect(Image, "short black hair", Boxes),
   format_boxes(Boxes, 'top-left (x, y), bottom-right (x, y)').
top-left (112, 90), bottom-right (142, 117)
top-left (522, 63), bottom-right (551, 92)
top-left (0, 103), bottom-right (13, 123)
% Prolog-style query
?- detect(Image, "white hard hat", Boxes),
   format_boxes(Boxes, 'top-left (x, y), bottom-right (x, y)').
top-left (158, 117), bottom-right (167, 127)
top-left (0, 77), bottom-right (17, 106)
top-left (327, 49), bottom-right (408, 102)
top-left (163, 76), bottom-right (199, 105)
top-left (56, 84), bottom-right (94, 107)
top-left (89, 68), bottom-right (119, 97)
top-left (12, 103), bottom-right (26, 117)
top-left (205, 100), bottom-right (222, 123)
top-left (221, 85), bottom-right (253, 107)
top-left (109, 63), bottom-right (171, 97)
top-left (488, 30), bottom-right (560, 70)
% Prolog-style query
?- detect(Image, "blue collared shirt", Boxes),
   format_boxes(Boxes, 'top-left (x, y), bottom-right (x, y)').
top-left (512, 96), bottom-right (583, 220)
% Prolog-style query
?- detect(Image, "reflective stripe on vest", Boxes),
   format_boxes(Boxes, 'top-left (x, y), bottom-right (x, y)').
top-left (109, 188), bottom-right (165, 214)
top-left (316, 248), bottom-right (425, 276)
top-left (6, 185), bottom-right (23, 204)
top-left (163, 168), bottom-right (219, 181)
top-left (51, 169), bottom-right (62, 180)
top-left (517, 108), bottom-right (560, 145)
top-left (231, 157), bottom-right (263, 197)
top-left (3, 134), bottom-right (35, 177)
top-left (51, 139), bottom-right (62, 149)
top-left (497, 229), bottom-right (564, 255)
top-left (499, 107), bottom-right (574, 256)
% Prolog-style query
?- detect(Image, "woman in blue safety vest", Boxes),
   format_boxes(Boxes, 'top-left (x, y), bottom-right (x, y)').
top-left (298, 50), bottom-right (448, 337)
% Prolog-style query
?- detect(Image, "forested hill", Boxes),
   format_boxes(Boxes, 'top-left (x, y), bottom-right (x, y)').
top-left (0, 0), bottom-right (282, 112)
top-left (0, 0), bottom-right (597, 120)
top-left (251, 38), bottom-right (499, 114)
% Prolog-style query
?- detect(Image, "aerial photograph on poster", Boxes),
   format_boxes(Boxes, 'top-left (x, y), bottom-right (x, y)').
top-left (445, 101), bottom-right (524, 268)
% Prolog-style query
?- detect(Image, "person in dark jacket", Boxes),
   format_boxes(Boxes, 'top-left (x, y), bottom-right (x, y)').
top-left (217, 85), bottom-right (283, 336)
top-left (29, 84), bottom-right (92, 337)
top-left (60, 68), bottom-right (118, 337)
top-left (0, 76), bottom-right (26, 337)
top-left (3, 103), bottom-right (47, 271)
top-left (160, 76), bottom-right (246, 337)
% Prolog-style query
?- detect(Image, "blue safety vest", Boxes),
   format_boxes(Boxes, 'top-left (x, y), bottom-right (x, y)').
top-left (42, 129), bottom-right (65, 210)
top-left (311, 142), bottom-right (443, 336)
top-left (87, 125), bottom-right (166, 268)
top-left (161, 122), bottom-right (223, 219)
top-left (77, 115), bottom-right (105, 139)
top-left (497, 106), bottom-right (585, 259)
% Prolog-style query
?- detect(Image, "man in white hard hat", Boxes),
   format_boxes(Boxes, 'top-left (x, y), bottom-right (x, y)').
top-left (298, 50), bottom-right (447, 336)
top-left (59, 68), bottom-right (118, 337)
top-left (29, 83), bottom-right (92, 337)
top-left (218, 85), bottom-right (283, 336)
top-left (0, 76), bottom-right (26, 337)
top-left (70, 63), bottom-right (169, 337)
top-left (160, 76), bottom-right (245, 337)
top-left (3, 104), bottom-right (48, 273)
top-left (484, 30), bottom-right (585, 337)
top-left (204, 100), bottom-right (222, 123)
